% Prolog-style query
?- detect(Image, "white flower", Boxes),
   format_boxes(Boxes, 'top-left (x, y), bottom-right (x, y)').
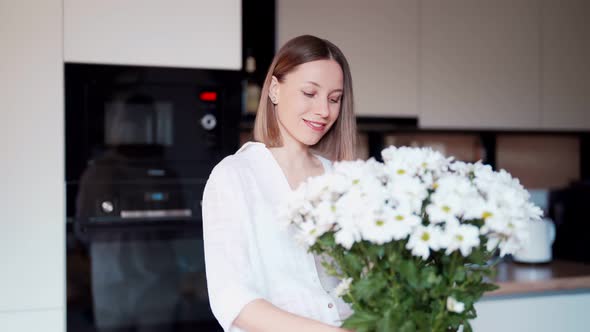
top-left (311, 200), bottom-right (337, 230)
top-left (334, 277), bottom-right (353, 297)
top-left (427, 174), bottom-right (480, 227)
top-left (406, 225), bottom-right (442, 260)
top-left (360, 206), bottom-right (420, 244)
top-left (334, 225), bottom-right (361, 249)
top-left (382, 146), bottom-right (452, 178)
top-left (359, 210), bottom-right (395, 245)
top-left (462, 197), bottom-right (497, 222)
top-left (389, 207), bottom-right (422, 240)
top-left (426, 196), bottom-right (462, 226)
top-left (294, 220), bottom-right (323, 247)
top-left (447, 296), bottom-right (465, 313)
top-left (386, 175), bottom-right (429, 214)
top-left (442, 224), bottom-right (481, 257)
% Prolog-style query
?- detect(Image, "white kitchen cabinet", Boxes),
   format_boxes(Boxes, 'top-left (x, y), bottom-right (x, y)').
top-left (540, 0), bottom-right (590, 130)
top-left (472, 292), bottom-right (590, 332)
top-left (0, 0), bottom-right (64, 320)
top-left (64, 0), bottom-right (241, 70)
top-left (277, 0), bottom-right (419, 118)
top-left (0, 309), bottom-right (64, 332)
top-left (419, 0), bottom-right (541, 129)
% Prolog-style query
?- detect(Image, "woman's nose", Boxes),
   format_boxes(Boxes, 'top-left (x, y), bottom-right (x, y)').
top-left (314, 100), bottom-right (330, 118)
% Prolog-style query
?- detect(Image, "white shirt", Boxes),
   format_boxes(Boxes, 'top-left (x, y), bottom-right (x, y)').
top-left (202, 141), bottom-right (352, 332)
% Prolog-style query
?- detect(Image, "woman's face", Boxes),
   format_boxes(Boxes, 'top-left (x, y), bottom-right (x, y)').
top-left (270, 59), bottom-right (343, 147)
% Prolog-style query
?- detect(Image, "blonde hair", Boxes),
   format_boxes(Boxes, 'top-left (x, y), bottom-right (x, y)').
top-left (253, 35), bottom-right (357, 161)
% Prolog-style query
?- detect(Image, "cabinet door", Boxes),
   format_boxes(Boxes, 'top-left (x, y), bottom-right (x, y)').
top-left (541, 0), bottom-right (590, 130)
top-left (277, 0), bottom-right (419, 118)
top-left (0, 0), bottom-right (64, 312)
top-left (0, 309), bottom-right (64, 332)
top-left (420, 0), bottom-right (541, 129)
top-left (64, 0), bottom-right (241, 70)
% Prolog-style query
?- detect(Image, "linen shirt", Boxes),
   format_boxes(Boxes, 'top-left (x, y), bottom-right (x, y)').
top-left (202, 141), bottom-right (352, 332)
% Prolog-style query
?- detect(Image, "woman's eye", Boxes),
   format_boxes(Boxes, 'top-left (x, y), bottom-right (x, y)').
top-left (303, 91), bottom-right (315, 97)
top-left (329, 97), bottom-right (342, 104)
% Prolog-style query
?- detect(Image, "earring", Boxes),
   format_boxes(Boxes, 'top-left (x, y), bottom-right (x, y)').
top-left (270, 95), bottom-right (277, 104)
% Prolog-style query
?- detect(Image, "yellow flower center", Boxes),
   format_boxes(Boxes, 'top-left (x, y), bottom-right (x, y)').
top-left (421, 232), bottom-right (430, 242)
top-left (397, 169), bottom-right (406, 175)
top-left (395, 215), bottom-right (404, 221)
top-left (331, 205), bottom-right (336, 212)
top-left (352, 179), bottom-right (360, 185)
top-left (375, 220), bottom-right (385, 227)
top-left (442, 205), bottom-right (451, 213)
top-left (455, 234), bottom-right (464, 242)
top-left (482, 211), bottom-right (493, 219)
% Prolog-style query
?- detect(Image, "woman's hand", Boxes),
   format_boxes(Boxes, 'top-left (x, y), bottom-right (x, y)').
top-left (234, 299), bottom-right (355, 332)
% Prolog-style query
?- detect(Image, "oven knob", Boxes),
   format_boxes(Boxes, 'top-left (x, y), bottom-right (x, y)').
top-left (201, 114), bottom-right (217, 131)
top-left (101, 201), bottom-right (114, 214)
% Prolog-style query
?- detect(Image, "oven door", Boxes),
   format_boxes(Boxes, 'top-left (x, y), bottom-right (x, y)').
top-left (67, 219), bottom-right (223, 332)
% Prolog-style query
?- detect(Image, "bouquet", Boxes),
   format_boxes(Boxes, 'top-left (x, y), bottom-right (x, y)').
top-left (279, 146), bottom-right (543, 332)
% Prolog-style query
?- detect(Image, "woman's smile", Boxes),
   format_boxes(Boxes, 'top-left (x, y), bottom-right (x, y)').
top-left (303, 119), bottom-right (327, 132)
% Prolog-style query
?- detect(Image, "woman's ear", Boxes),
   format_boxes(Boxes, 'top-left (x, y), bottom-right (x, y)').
top-left (269, 76), bottom-right (279, 105)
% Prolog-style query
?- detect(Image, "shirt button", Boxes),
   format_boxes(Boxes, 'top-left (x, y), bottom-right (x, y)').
top-left (328, 303), bottom-right (334, 309)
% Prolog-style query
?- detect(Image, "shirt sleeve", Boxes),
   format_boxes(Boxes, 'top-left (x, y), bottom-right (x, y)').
top-left (202, 163), bottom-right (263, 331)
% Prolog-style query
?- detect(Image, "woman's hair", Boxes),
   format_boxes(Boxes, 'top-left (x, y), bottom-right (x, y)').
top-left (253, 35), bottom-right (357, 161)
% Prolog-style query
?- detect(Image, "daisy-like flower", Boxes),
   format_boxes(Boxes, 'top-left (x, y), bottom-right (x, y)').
top-left (442, 224), bottom-right (481, 257)
top-left (447, 296), bottom-right (465, 313)
top-left (406, 225), bottom-right (442, 260)
top-left (311, 200), bottom-right (337, 231)
top-left (425, 195), bottom-right (462, 226)
top-left (360, 206), bottom-right (421, 244)
top-left (294, 220), bottom-right (322, 247)
top-left (382, 146), bottom-right (451, 178)
top-left (386, 174), bottom-right (429, 214)
top-left (427, 174), bottom-right (478, 225)
top-left (334, 277), bottom-right (353, 297)
top-left (359, 210), bottom-right (395, 245)
top-left (389, 206), bottom-right (421, 240)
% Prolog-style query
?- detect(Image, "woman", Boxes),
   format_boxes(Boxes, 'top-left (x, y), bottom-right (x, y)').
top-left (202, 35), bottom-right (357, 332)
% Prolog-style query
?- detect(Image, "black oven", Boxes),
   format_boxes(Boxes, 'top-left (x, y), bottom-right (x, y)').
top-left (65, 63), bottom-right (239, 332)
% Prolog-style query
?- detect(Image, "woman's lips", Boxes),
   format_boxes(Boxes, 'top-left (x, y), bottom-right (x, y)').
top-left (303, 119), bottom-right (327, 132)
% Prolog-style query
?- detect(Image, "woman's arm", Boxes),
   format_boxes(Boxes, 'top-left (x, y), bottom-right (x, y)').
top-left (203, 164), bottom-right (353, 332)
top-left (234, 299), bottom-right (353, 332)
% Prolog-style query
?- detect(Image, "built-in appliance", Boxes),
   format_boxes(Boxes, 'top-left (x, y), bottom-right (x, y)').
top-left (66, 63), bottom-right (240, 331)
top-left (549, 181), bottom-right (590, 263)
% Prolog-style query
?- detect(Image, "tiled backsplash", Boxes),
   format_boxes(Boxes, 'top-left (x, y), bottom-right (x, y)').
top-left (496, 134), bottom-right (580, 189)
top-left (240, 129), bottom-right (581, 190)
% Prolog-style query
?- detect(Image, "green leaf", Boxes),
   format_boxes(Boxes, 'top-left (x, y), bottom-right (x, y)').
top-left (454, 266), bottom-right (466, 282)
top-left (352, 274), bottom-right (388, 302)
top-left (480, 282), bottom-right (500, 292)
top-left (399, 320), bottom-right (417, 332)
top-left (399, 260), bottom-right (419, 288)
top-left (376, 309), bottom-right (395, 332)
top-left (342, 310), bottom-right (380, 332)
top-left (342, 251), bottom-right (364, 276)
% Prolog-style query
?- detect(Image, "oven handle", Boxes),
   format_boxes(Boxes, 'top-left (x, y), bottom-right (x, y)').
top-left (69, 217), bottom-right (202, 243)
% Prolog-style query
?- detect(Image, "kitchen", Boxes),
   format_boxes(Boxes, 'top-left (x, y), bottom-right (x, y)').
top-left (1, 0), bottom-right (589, 331)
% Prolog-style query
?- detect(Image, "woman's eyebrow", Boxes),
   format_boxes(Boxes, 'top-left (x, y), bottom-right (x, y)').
top-left (304, 81), bottom-right (343, 93)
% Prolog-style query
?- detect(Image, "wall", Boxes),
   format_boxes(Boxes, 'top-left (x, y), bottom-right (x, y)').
top-left (0, 0), bottom-right (65, 331)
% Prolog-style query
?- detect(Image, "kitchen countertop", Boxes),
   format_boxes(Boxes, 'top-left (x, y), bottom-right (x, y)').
top-left (485, 259), bottom-right (590, 297)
